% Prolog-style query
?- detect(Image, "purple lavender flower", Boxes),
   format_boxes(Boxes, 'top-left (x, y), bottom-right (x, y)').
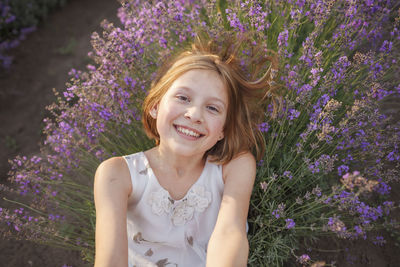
top-left (327, 215), bottom-right (349, 238)
top-left (288, 108), bottom-right (300, 121)
top-left (285, 218), bottom-right (295, 229)
top-left (297, 254), bottom-right (311, 264)
top-left (272, 204), bottom-right (285, 219)
top-left (353, 225), bottom-right (366, 239)
top-left (373, 236), bottom-right (386, 246)
top-left (278, 29), bottom-right (289, 47)
top-left (374, 181), bottom-right (391, 195)
top-left (379, 40), bottom-right (393, 53)
top-left (337, 165), bottom-right (349, 176)
top-left (258, 122), bottom-right (270, 133)
top-left (283, 171), bottom-right (293, 180)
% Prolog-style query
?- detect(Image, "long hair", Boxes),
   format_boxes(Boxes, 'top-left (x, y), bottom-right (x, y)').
top-left (142, 34), bottom-right (281, 164)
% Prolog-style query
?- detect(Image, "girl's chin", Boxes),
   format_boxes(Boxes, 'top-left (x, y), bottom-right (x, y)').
top-left (159, 143), bottom-right (213, 158)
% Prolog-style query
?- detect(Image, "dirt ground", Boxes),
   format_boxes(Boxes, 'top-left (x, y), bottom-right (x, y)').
top-left (0, 0), bottom-right (399, 266)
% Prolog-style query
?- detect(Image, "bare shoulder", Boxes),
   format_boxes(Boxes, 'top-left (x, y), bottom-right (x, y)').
top-left (96, 156), bottom-right (129, 176)
top-left (215, 151), bottom-right (256, 233)
top-left (222, 151), bottom-right (256, 183)
top-left (95, 156), bottom-right (132, 197)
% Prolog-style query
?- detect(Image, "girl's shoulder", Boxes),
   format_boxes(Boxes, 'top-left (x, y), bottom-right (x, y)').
top-left (95, 156), bottom-right (132, 197)
top-left (222, 151), bottom-right (256, 183)
top-left (98, 156), bottom-right (130, 175)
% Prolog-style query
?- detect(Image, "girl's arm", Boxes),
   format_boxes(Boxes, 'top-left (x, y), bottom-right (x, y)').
top-left (94, 157), bottom-right (132, 267)
top-left (206, 152), bottom-right (256, 267)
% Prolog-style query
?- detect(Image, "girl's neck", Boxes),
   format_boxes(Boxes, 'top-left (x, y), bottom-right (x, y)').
top-left (146, 146), bottom-right (206, 179)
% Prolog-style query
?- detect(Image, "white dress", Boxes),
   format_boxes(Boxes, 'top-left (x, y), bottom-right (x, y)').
top-left (123, 152), bottom-right (224, 267)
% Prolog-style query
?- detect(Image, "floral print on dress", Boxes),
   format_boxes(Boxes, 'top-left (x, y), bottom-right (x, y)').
top-left (139, 162), bottom-right (150, 175)
top-left (155, 258), bottom-right (178, 267)
top-left (147, 184), bottom-right (212, 226)
top-left (187, 236), bottom-right (194, 246)
top-left (145, 248), bottom-right (153, 256)
top-left (133, 232), bottom-right (146, 244)
top-left (131, 232), bottom-right (179, 266)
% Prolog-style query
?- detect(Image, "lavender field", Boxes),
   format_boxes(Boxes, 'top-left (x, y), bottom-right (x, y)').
top-left (1, 0), bottom-right (399, 266)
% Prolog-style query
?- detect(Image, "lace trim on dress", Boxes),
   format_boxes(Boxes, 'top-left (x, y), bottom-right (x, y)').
top-left (147, 185), bottom-right (212, 226)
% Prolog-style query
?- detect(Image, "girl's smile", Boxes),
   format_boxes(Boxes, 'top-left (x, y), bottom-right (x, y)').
top-left (174, 124), bottom-right (205, 139)
top-left (152, 69), bottom-right (228, 157)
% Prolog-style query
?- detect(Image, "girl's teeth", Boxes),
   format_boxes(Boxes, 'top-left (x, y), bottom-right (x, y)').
top-left (177, 126), bottom-right (200, 137)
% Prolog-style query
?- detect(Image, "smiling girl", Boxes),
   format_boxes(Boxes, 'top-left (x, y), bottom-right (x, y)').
top-left (94, 36), bottom-right (279, 267)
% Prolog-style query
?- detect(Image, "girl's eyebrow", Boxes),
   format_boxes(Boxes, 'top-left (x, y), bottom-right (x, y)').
top-left (177, 86), bottom-right (227, 108)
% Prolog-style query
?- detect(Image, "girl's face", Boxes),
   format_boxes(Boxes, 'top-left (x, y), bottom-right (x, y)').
top-left (152, 69), bottom-right (228, 158)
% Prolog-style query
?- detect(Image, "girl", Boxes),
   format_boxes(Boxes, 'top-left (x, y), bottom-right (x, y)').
top-left (94, 36), bottom-right (278, 267)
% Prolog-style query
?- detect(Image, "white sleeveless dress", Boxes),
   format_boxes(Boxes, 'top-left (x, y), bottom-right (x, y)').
top-left (123, 152), bottom-right (224, 267)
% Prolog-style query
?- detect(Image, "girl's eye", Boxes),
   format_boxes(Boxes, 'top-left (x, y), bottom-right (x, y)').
top-left (176, 95), bottom-right (189, 102)
top-left (207, 105), bottom-right (219, 113)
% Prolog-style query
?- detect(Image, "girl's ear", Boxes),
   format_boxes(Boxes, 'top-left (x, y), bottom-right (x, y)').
top-left (150, 104), bottom-right (158, 119)
top-left (218, 132), bottom-right (224, 141)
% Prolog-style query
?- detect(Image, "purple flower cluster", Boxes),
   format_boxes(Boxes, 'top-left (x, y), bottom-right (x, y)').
top-left (285, 218), bottom-right (296, 229)
top-left (297, 254), bottom-right (311, 264)
top-left (272, 203), bottom-right (286, 219)
top-left (258, 122), bottom-right (269, 133)
top-left (321, 184), bottom-right (398, 241)
top-left (307, 154), bottom-right (337, 174)
top-left (277, 29), bottom-right (289, 48)
top-left (326, 215), bottom-right (348, 238)
top-left (283, 171), bottom-right (293, 180)
top-left (372, 235), bottom-right (386, 246)
top-left (226, 8), bottom-right (246, 32)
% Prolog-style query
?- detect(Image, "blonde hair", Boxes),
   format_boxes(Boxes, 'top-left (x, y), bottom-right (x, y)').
top-left (142, 34), bottom-right (280, 164)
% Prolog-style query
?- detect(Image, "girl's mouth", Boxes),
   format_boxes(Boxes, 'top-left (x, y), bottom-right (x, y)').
top-left (174, 125), bottom-right (204, 139)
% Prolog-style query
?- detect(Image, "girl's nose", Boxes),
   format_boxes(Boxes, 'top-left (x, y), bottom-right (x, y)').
top-left (184, 106), bottom-right (204, 123)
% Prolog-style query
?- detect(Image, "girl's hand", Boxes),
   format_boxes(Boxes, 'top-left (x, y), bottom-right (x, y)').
top-left (206, 152), bottom-right (256, 267)
top-left (94, 157), bottom-right (132, 267)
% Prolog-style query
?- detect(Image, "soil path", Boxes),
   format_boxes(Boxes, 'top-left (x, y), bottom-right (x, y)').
top-left (0, 0), bottom-right (120, 266)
